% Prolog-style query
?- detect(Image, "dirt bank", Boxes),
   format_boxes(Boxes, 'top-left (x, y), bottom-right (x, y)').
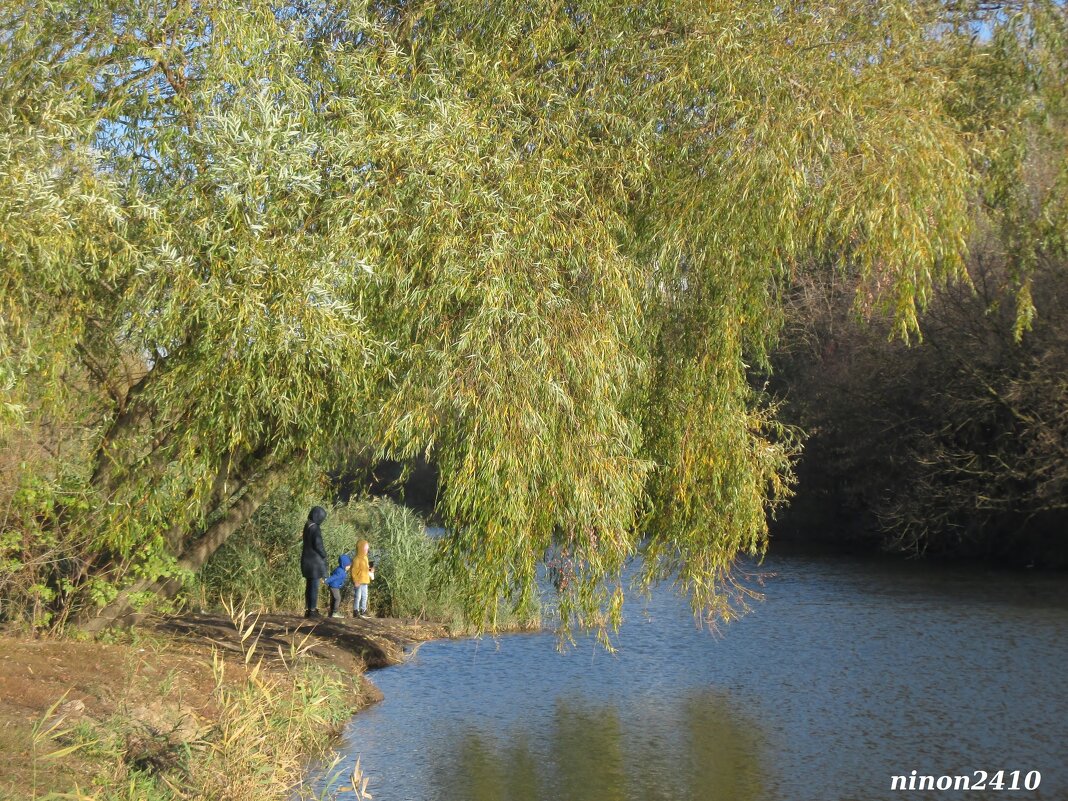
top-left (0, 612), bottom-right (445, 799)
top-left (151, 611), bottom-right (447, 671)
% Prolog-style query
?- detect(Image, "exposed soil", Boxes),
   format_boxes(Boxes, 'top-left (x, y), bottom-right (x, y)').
top-left (152, 612), bottom-right (446, 672)
top-left (0, 612), bottom-right (445, 799)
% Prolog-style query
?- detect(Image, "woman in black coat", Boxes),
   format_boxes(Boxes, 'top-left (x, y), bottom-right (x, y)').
top-left (301, 506), bottom-right (329, 617)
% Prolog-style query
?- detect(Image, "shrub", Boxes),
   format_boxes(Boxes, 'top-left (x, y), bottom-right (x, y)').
top-left (360, 498), bottom-right (437, 619)
top-left (193, 488), bottom-right (360, 613)
top-left (195, 490), bottom-right (539, 628)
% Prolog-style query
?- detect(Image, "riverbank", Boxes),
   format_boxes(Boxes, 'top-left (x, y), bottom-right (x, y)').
top-left (0, 611), bottom-right (446, 800)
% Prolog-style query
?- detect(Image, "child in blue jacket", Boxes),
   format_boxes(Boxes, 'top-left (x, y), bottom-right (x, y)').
top-left (325, 554), bottom-right (352, 618)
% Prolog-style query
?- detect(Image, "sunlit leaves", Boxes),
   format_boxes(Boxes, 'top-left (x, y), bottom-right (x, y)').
top-left (3, 0), bottom-right (1060, 630)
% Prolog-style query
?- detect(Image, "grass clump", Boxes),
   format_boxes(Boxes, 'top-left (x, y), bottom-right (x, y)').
top-left (193, 488), bottom-right (539, 632)
top-left (192, 488), bottom-right (361, 613)
top-left (361, 498), bottom-right (446, 620)
top-left (27, 604), bottom-right (357, 801)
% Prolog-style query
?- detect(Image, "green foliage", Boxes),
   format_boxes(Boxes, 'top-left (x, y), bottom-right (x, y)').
top-left (194, 490), bottom-right (490, 625)
top-left (771, 4), bottom-right (1068, 566)
top-left (195, 488), bottom-right (359, 612)
top-left (356, 497), bottom-right (521, 626)
top-left (0, 468), bottom-right (88, 630)
top-left (359, 498), bottom-right (436, 619)
top-left (942, 2), bottom-right (1068, 335)
top-left (2, 0), bottom-right (1065, 633)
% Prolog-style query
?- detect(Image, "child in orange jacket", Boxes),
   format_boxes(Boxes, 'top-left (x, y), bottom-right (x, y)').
top-left (352, 540), bottom-right (371, 618)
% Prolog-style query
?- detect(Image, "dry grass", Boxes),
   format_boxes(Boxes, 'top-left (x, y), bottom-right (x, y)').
top-left (15, 602), bottom-right (366, 801)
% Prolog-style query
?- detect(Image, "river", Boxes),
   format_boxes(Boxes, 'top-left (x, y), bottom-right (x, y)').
top-left (313, 550), bottom-right (1067, 800)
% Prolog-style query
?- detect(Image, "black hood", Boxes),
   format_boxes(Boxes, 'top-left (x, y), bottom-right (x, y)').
top-left (308, 506), bottom-right (327, 525)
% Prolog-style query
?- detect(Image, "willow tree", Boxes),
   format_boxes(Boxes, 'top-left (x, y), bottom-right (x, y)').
top-left (1, 0), bottom-right (1060, 630)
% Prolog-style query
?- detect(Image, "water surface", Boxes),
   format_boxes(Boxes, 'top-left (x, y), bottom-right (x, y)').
top-left (318, 551), bottom-right (1067, 800)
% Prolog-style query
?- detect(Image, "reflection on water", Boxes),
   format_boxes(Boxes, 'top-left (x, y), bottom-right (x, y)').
top-left (432, 692), bottom-right (763, 801)
top-left (315, 552), bottom-right (1068, 801)
top-left (683, 692), bottom-right (763, 801)
top-left (547, 703), bottom-right (627, 801)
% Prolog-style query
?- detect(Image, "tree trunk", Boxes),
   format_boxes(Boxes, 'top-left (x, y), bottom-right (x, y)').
top-left (66, 368), bottom-right (171, 592)
top-left (80, 461), bottom-right (288, 632)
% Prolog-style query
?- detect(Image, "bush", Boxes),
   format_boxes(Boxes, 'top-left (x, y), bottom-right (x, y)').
top-left (193, 488), bottom-right (360, 613)
top-left (360, 498), bottom-right (435, 618)
top-left (195, 490), bottom-right (542, 629)
top-left (194, 490), bottom-right (471, 621)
